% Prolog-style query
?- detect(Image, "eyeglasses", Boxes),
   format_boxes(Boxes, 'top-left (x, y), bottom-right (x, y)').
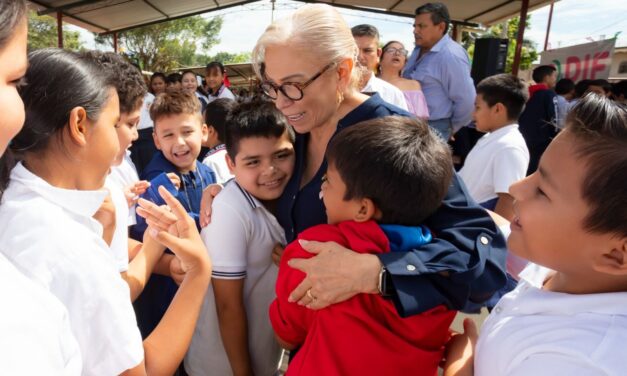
top-left (260, 62), bottom-right (335, 101)
top-left (383, 47), bottom-right (408, 56)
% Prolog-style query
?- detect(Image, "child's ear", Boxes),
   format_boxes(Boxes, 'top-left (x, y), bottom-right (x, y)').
top-left (593, 237), bottom-right (627, 276)
top-left (353, 197), bottom-right (377, 223)
top-left (225, 153), bottom-right (236, 174)
top-left (67, 106), bottom-right (89, 147)
top-left (201, 123), bottom-right (209, 143)
top-left (152, 130), bottom-right (162, 151)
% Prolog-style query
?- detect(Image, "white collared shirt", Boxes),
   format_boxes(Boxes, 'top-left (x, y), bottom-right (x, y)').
top-left (0, 163), bottom-right (144, 375)
top-left (105, 175), bottom-right (130, 272)
top-left (0, 253), bottom-right (82, 375)
top-left (201, 145), bottom-right (233, 185)
top-left (362, 73), bottom-right (409, 111)
top-left (109, 151), bottom-right (140, 225)
top-left (459, 124), bottom-right (529, 204)
top-left (475, 264), bottom-right (627, 376)
top-left (185, 181), bottom-right (283, 376)
top-left (137, 92), bottom-right (155, 130)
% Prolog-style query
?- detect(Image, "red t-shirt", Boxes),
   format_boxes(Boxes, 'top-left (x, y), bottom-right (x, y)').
top-left (270, 220), bottom-right (456, 376)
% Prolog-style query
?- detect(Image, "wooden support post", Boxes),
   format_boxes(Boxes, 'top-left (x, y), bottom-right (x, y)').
top-left (543, 0), bottom-right (555, 51)
top-left (57, 11), bottom-right (63, 48)
top-left (512, 0), bottom-right (529, 76)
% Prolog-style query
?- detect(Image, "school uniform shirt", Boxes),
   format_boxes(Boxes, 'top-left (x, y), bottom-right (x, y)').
top-left (362, 73), bottom-right (409, 111)
top-left (137, 92), bottom-right (155, 130)
top-left (105, 174), bottom-right (130, 272)
top-left (185, 181), bottom-right (283, 376)
top-left (475, 264), bottom-right (627, 376)
top-left (206, 84), bottom-right (235, 104)
top-left (0, 253), bottom-right (82, 375)
top-left (202, 144), bottom-right (234, 184)
top-left (0, 163), bottom-right (144, 375)
top-left (276, 92), bottom-right (508, 317)
top-left (109, 151), bottom-right (141, 225)
top-left (271, 220), bottom-right (455, 376)
top-left (458, 124), bottom-right (529, 207)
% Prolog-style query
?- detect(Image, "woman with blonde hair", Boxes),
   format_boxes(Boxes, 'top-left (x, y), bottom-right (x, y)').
top-left (201, 3), bottom-right (506, 368)
top-left (378, 40), bottom-right (429, 119)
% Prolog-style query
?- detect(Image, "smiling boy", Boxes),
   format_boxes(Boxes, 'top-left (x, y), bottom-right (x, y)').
top-left (185, 99), bottom-right (294, 376)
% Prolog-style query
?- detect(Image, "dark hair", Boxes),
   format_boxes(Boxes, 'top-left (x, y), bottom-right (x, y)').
top-left (612, 80), bottom-right (627, 99)
top-left (574, 79), bottom-right (592, 99)
top-left (476, 74), bottom-right (528, 120)
top-left (532, 65), bottom-right (556, 84)
top-left (225, 98), bottom-right (294, 160)
top-left (166, 72), bottom-right (182, 84)
top-left (555, 78), bottom-right (575, 96)
top-left (590, 79), bottom-right (611, 93)
top-left (205, 98), bottom-right (236, 143)
top-left (415, 3), bottom-right (450, 35)
top-left (1, 48), bottom-right (115, 193)
top-left (82, 51), bottom-right (147, 114)
top-left (351, 24), bottom-right (380, 41)
top-left (151, 72), bottom-right (166, 83)
top-left (0, 0), bottom-right (26, 49)
top-left (206, 61), bottom-right (226, 75)
top-left (150, 89), bottom-right (201, 125)
top-left (566, 94), bottom-right (627, 238)
top-left (326, 116), bottom-right (453, 226)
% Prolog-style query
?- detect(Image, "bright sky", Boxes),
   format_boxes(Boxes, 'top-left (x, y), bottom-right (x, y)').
top-left (74, 0), bottom-right (626, 56)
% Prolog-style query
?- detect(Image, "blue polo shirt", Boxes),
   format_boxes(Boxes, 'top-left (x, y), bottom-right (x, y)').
top-left (276, 93), bottom-right (508, 317)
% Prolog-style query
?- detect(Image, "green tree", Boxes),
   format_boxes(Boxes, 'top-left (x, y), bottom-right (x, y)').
top-left (208, 51), bottom-right (252, 65)
top-left (96, 15), bottom-right (223, 72)
top-left (464, 16), bottom-right (538, 73)
top-left (27, 10), bottom-right (82, 51)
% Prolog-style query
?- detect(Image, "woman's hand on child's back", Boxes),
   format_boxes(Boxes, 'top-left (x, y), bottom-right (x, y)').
top-left (199, 183), bottom-right (223, 227)
top-left (272, 243), bottom-right (285, 266)
top-left (137, 186), bottom-right (211, 276)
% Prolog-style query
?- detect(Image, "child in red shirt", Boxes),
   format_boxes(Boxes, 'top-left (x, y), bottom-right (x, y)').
top-left (270, 116), bottom-right (457, 375)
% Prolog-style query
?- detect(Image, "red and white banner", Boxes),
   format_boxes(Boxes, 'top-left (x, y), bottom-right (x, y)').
top-left (540, 39), bottom-right (616, 80)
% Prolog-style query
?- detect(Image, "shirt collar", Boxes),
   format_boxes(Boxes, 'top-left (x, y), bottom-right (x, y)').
top-left (507, 263), bottom-right (627, 316)
top-left (9, 162), bottom-right (108, 218)
top-left (231, 180), bottom-right (260, 209)
top-left (486, 123), bottom-right (519, 137)
top-left (426, 34), bottom-right (450, 53)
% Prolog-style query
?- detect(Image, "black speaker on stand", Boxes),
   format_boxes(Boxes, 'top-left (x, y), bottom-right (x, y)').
top-left (471, 38), bottom-right (509, 85)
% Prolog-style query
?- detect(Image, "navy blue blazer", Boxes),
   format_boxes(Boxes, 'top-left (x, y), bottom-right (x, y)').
top-left (276, 93), bottom-right (508, 317)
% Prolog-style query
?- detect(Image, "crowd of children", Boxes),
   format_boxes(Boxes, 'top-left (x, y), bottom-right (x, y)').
top-left (1, 0), bottom-right (626, 375)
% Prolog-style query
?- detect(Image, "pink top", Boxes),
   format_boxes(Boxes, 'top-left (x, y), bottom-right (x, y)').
top-left (403, 90), bottom-right (430, 119)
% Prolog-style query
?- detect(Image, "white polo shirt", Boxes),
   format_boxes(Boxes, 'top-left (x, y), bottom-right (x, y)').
top-left (475, 264), bottom-right (627, 376)
top-left (185, 181), bottom-right (283, 376)
top-left (459, 124), bottom-right (529, 204)
top-left (137, 92), bottom-right (155, 130)
top-left (362, 73), bottom-right (409, 111)
top-left (0, 163), bottom-right (144, 376)
top-left (0, 253), bottom-right (82, 374)
top-left (109, 151), bottom-right (140, 225)
top-left (201, 145), bottom-right (233, 185)
top-left (105, 174), bottom-right (130, 272)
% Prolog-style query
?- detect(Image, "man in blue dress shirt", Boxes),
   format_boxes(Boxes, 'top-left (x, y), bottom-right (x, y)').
top-left (402, 2), bottom-right (475, 140)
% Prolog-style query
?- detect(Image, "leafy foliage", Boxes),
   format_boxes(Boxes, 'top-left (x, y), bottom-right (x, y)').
top-left (96, 15), bottom-right (223, 72)
top-left (27, 10), bottom-right (82, 51)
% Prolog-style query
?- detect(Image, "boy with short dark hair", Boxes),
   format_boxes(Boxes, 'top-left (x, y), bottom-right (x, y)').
top-left (185, 99), bottom-right (295, 376)
top-left (201, 98), bottom-right (236, 184)
top-left (444, 93), bottom-right (627, 376)
top-left (519, 65), bottom-right (559, 174)
top-left (459, 73), bottom-right (529, 220)
top-left (270, 116), bottom-right (458, 375)
top-left (132, 89), bottom-right (217, 337)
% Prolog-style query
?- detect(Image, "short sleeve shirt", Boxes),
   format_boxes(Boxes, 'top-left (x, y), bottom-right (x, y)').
top-left (0, 163), bottom-right (144, 375)
top-left (459, 124), bottom-right (529, 203)
top-left (185, 181), bottom-right (283, 376)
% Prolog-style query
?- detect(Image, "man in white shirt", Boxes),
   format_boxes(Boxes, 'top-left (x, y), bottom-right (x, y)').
top-left (351, 24), bottom-right (408, 111)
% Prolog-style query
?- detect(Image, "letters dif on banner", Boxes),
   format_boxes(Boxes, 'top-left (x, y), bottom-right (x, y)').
top-left (540, 39), bottom-right (616, 81)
